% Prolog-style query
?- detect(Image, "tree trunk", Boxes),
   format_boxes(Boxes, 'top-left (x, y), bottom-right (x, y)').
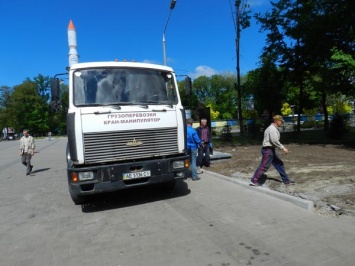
top-left (321, 89), bottom-right (329, 130)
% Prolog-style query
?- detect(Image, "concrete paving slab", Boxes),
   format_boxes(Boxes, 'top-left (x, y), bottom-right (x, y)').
top-left (206, 170), bottom-right (315, 211)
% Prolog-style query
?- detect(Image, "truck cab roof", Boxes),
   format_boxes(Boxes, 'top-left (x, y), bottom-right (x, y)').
top-left (69, 61), bottom-right (174, 72)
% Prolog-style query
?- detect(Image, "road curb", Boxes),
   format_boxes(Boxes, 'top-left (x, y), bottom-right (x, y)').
top-left (206, 170), bottom-right (314, 212)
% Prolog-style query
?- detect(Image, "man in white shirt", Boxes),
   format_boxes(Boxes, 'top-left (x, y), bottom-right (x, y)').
top-left (250, 115), bottom-right (295, 186)
top-left (19, 129), bottom-right (35, 176)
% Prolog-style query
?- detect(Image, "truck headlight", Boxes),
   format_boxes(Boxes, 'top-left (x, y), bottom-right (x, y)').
top-left (79, 171), bottom-right (94, 181)
top-left (172, 160), bottom-right (185, 169)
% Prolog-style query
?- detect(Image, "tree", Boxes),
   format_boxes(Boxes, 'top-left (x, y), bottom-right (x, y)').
top-left (0, 86), bottom-right (13, 109)
top-left (191, 76), bottom-right (212, 105)
top-left (178, 78), bottom-right (198, 111)
top-left (50, 83), bottom-right (69, 135)
top-left (255, 0), bottom-right (355, 131)
top-left (330, 48), bottom-right (355, 95)
top-left (33, 74), bottom-right (51, 102)
top-left (0, 74), bottom-right (68, 136)
top-left (8, 80), bottom-right (49, 135)
top-left (209, 74), bottom-right (237, 119)
top-left (188, 74), bottom-right (239, 120)
top-left (0, 86), bottom-right (13, 131)
top-left (244, 57), bottom-right (285, 118)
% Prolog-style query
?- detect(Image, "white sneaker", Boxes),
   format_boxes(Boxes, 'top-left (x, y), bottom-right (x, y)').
top-left (196, 167), bottom-right (203, 174)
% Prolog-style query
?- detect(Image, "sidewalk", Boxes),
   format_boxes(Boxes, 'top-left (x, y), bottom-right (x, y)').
top-left (193, 170), bottom-right (355, 266)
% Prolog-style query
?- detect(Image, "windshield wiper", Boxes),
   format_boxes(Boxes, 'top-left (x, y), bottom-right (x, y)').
top-left (109, 105), bottom-right (121, 110)
top-left (76, 103), bottom-right (121, 108)
top-left (152, 108), bottom-right (167, 112)
top-left (76, 103), bottom-right (102, 107)
top-left (146, 101), bottom-right (174, 108)
top-left (129, 101), bottom-right (149, 109)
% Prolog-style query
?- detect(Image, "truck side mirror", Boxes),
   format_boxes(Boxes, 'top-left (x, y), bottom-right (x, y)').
top-left (51, 78), bottom-right (60, 101)
top-left (185, 76), bottom-right (192, 97)
top-left (184, 76), bottom-right (192, 109)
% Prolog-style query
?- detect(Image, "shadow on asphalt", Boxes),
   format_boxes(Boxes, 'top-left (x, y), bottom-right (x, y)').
top-left (30, 168), bottom-right (50, 174)
top-left (80, 180), bottom-right (191, 213)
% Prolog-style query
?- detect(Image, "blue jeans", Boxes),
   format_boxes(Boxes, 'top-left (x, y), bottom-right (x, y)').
top-left (251, 147), bottom-right (290, 184)
top-left (189, 149), bottom-right (198, 179)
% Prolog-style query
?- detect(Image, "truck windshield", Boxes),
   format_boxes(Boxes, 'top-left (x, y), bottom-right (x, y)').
top-left (73, 68), bottom-right (179, 106)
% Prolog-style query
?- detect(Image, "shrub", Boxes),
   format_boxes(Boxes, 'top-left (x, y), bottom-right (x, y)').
top-left (300, 121), bottom-right (315, 128)
top-left (327, 114), bottom-right (350, 139)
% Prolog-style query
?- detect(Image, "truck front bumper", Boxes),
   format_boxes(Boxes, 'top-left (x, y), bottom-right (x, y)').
top-left (67, 155), bottom-right (189, 196)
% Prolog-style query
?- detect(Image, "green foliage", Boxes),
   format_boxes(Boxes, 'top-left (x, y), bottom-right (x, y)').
top-left (188, 73), bottom-right (240, 120)
top-left (281, 103), bottom-right (292, 116)
top-left (222, 112), bottom-right (232, 119)
top-left (327, 93), bottom-right (353, 114)
top-left (207, 104), bottom-right (220, 120)
top-left (0, 86), bottom-right (13, 129)
top-left (302, 108), bottom-right (319, 115)
top-left (254, 0), bottom-right (355, 130)
top-left (334, 103), bottom-right (352, 114)
top-left (9, 79), bottom-right (48, 135)
top-left (242, 109), bottom-right (258, 119)
top-left (235, 0), bottom-right (251, 30)
top-left (33, 74), bottom-right (51, 102)
top-left (0, 86), bottom-right (12, 109)
top-left (178, 79), bottom-right (198, 109)
top-left (0, 75), bottom-right (56, 136)
top-left (330, 48), bottom-right (355, 87)
top-left (331, 48), bottom-right (355, 66)
top-left (244, 58), bottom-right (285, 115)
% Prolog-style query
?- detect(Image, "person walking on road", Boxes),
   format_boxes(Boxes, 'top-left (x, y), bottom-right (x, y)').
top-left (19, 129), bottom-right (35, 176)
top-left (250, 115), bottom-right (295, 186)
top-left (187, 118), bottom-right (202, 181)
top-left (196, 118), bottom-right (212, 172)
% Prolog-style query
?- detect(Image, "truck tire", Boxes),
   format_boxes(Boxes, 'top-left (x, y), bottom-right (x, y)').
top-left (69, 187), bottom-right (87, 205)
top-left (161, 180), bottom-right (176, 191)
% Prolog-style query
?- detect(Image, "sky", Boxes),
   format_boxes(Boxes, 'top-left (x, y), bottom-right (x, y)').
top-left (0, 0), bottom-right (272, 87)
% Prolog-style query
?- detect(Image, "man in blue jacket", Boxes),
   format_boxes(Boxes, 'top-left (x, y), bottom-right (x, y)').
top-left (186, 118), bottom-right (202, 181)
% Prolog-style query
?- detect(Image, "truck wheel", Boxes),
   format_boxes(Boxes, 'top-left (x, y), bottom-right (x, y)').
top-left (161, 180), bottom-right (176, 191)
top-left (69, 188), bottom-right (87, 205)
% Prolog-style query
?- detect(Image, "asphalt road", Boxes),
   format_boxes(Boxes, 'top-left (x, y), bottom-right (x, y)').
top-left (0, 138), bottom-right (354, 266)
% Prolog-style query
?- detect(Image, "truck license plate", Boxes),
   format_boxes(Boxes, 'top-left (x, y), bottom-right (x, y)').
top-left (123, 170), bottom-right (151, 180)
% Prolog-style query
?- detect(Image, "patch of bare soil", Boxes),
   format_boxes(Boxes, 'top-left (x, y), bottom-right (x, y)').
top-left (209, 144), bottom-right (355, 217)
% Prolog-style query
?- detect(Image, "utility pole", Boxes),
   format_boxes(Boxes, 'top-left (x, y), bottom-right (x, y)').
top-left (234, 0), bottom-right (250, 136)
top-left (162, 0), bottom-right (177, 66)
top-left (235, 0), bottom-right (243, 136)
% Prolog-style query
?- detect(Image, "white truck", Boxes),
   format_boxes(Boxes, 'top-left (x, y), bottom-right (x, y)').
top-left (62, 61), bottom-right (190, 204)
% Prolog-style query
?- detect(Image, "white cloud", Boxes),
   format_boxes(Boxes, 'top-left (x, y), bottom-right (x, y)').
top-left (190, 65), bottom-right (218, 79)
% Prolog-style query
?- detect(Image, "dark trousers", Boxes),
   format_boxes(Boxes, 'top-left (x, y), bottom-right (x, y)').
top-left (251, 147), bottom-right (290, 184)
top-left (22, 153), bottom-right (32, 174)
top-left (197, 143), bottom-right (210, 167)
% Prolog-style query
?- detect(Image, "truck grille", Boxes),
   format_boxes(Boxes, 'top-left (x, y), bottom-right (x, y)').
top-left (83, 127), bottom-right (178, 163)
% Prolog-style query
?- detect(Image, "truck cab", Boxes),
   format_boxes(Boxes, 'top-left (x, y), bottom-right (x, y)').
top-left (65, 61), bottom-right (190, 204)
